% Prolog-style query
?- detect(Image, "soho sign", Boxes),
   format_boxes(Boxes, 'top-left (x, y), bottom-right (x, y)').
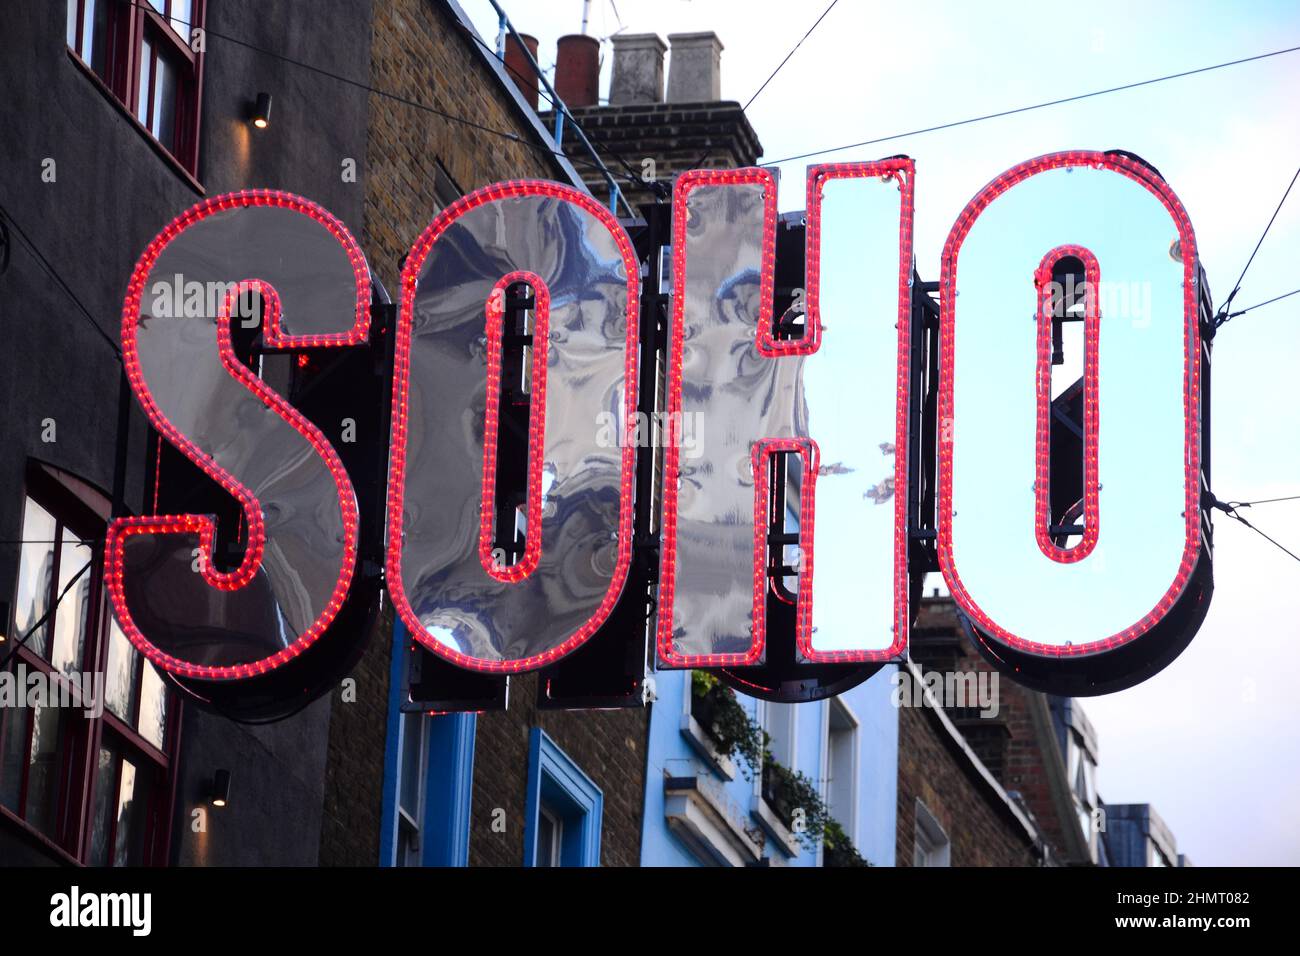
top-left (105, 150), bottom-right (1211, 703)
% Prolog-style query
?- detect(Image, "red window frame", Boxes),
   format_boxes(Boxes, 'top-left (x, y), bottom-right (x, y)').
top-left (0, 465), bottom-right (180, 865)
top-left (65, 0), bottom-right (206, 176)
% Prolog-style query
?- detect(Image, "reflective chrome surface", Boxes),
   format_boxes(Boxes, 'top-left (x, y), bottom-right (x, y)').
top-left (396, 194), bottom-right (633, 665)
top-left (122, 205), bottom-right (361, 668)
top-left (945, 164), bottom-right (1194, 646)
top-left (660, 175), bottom-right (907, 662)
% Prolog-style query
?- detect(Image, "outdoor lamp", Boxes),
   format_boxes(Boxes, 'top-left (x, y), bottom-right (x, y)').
top-left (210, 769), bottom-right (232, 808)
top-left (251, 93), bottom-right (272, 129)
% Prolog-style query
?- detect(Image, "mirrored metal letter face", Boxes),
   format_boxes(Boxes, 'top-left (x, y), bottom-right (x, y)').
top-left (657, 163), bottom-right (914, 667)
top-left (388, 182), bottom-right (639, 672)
top-left (939, 151), bottom-right (1205, 657)
top-left (107, 191), bottom-right (370, 679)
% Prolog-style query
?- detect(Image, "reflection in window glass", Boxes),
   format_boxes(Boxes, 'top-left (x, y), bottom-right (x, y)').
top-left (67, 0), bottom-right (111, 77)
top-left (26, 703), bottom-right (65, 839)
top-left (136, 38), bottom-right (152, 127)
top-left (0, 707), bottom-right (28, 813)
top-left (398, 711), bottom-right (423, 819)
top-left (152, 54), bottom-right (178, 150)
top-left (14, 498), bottom-right (57, 659)
top-left (88, 746), bottom-right (117, 866)
top-left (50, 529), bottom-right (92, 675)
top-left (395, 712), bottom-right (424, 866)
top-left (171, 0), bottom-right (193, 37)
top-left (113, 759), bottom-right (153, 866)
top-left (138, 663), bottom-right (167, 751)
top-left (104, 618), bottom-right (139, 723)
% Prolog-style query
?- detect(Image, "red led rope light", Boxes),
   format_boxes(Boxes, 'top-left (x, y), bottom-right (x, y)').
top-left (387, 180), bottom-right (640, 673)
top-left (106, 190), bottom-right (369, 679)
top-left (478, 271), bottom-right (550, 583)
top-left (1034, 245), bottom-right (1101, 563)
top-left (658, 168), bottom-right (777, 668)
top-left (938, 151), bottom-right (1202, 658)
top-left (751, 439), bottom-right (819, 661)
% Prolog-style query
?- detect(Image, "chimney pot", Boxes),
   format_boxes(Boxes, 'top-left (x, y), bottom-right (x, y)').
top-left (555, 34), bottom-right (601, 108)
top-left (667, 32), bottom-right (723, 103)
top-left (610, 33), bottom-right (667, 105)
top-left (504, 33), bottom-right (540, 110)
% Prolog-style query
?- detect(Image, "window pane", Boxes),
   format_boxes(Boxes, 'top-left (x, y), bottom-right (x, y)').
top-left (88, 745), bottom-right (117, 866)
top-left (152, 52), bottom-right (178, 151)
top-left (0, 706), bottom-right (29, 814)
top-left (396, 818), bottom-right (419, 867)
top-left (14, 498), bottom-right (57, 659)
top-left (136, 38), bottom-right (152, 127)
top-left (398, 712), bottom-right (423, 819)
top-left (25, 702), bottom-right (65, 839)
top-left (170, 0), bottom-right (192, 37)
top-left (50, 528), bottom-right (92, 675)
top-left (537, 807), bottom-right (560, 867)
top-left (84, 0), bottom-right (109, 77)
top-left (113, 758), bottom-right (154, 866)
top-left (137, 662), bottom-right (167, 751)
top-left (66, 0), bottom-right (77, 48)
top-left (104, 617), bottom-right (140, 722)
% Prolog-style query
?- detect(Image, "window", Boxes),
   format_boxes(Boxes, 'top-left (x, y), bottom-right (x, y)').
top-left (913, 799), bottom-right (951, 867)
top-left (65, 0), bottom-right (205, 174)
top-left (523, 728), bottom-right (602, 867)
top-left (763, 702), bottom-right (797, 770)
top-left (1066, 727), bottom-right (1099, 860)
top-left (394, 710), bottom-right (426, 867)
top-left (0, 466), bottom-right (176, 865)
top-left (382, 617), bottom-right (477, 868)
top-left (535, 805), bottom-right (563, 867)
top-left (824, 697), bottom-right (858, 841)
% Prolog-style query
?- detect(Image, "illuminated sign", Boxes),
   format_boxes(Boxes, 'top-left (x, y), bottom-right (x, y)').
top-left (108, 150), bottom-right (1213, 709)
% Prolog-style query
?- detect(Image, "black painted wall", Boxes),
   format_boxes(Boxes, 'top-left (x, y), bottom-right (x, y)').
top-left (0, 0), bottom-right (372, 865)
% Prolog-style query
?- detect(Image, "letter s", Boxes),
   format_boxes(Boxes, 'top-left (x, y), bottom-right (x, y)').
top-left (106, 190), bottom-right (370, 678)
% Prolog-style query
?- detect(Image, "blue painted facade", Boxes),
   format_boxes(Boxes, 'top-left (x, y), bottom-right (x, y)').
top-left (379, 621), bottom-right (606, 867)
top-left (639, 667), bottom-right (898, 867)
top-left (379, 623), bottom-right (478, 867)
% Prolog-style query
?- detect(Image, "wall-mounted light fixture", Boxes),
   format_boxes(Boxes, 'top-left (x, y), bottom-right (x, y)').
top-left (210, 769), bottom-right (232, 808)
top-left (251, 93), bottom-right (272, 130)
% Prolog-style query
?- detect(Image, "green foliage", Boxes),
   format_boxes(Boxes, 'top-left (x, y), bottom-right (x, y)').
top-left (689, 671), bottom-right (870, 865)
top-left (690, 670), bottom-right (768, 774)
top-left (822, 819), bottom-right (871, 867)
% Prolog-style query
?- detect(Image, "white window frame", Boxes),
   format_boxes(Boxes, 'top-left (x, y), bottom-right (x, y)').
top-left (914, 799), bottom-right (951, 867)
top-left (821, 696), bottom-right (860, 846)
top-left (395, 711), bottom-right (428, 867)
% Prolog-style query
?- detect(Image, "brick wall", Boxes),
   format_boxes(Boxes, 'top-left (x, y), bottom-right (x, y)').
top-left (544, 102), bottom-right (764, 208)
top-left (910, 596), bottom-right (1086, 864)
top-left (895, 701), bottom-right (1038, 867)
top-left (468, 674), bottom-right (649, 867)
top-left (319, 0), bottom-right (648, 866)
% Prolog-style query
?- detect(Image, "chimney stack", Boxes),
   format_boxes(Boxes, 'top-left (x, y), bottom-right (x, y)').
top-left (667, 32), bottom-right (723, 103)
top-left (554, 34), bottom-right (600, 107)
top-left (503, 33), bottom-right (540, 109)
top-left (609, 33), bottom-right (667, 105)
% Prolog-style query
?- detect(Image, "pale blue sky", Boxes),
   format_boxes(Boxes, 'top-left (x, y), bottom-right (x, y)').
top-left (467, 0), bottom-right (1300, 865)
